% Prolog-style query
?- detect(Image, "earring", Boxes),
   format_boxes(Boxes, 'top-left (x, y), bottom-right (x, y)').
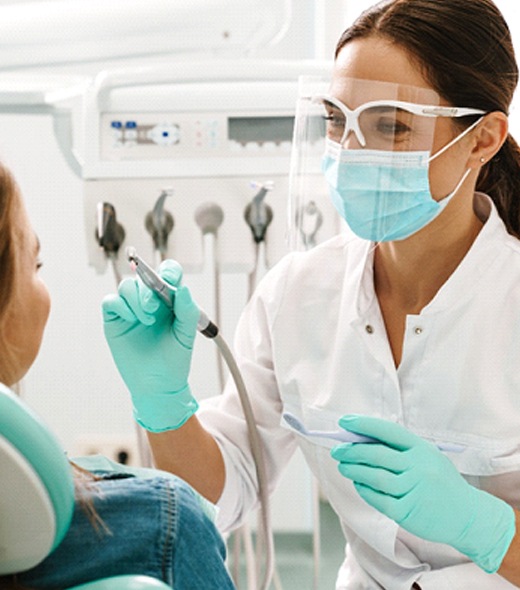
top-left (480, 156), bottom-right (486, 163)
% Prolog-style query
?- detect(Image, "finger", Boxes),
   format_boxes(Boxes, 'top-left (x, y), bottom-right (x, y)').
top-left (331, 442), bottom-right (407, 474)
top-left (159, 259), bottom-right (184, 287)
top-left (339, 415), bottom-right (423, 451)
top-left (337, 462), bottom-right (412, 498)
top-left (353, 482), bottom-right (408, 523)
top-left (102, 293), bottom-right (137, 324)
top-left (118, 278), bottom-right (158, 326)
top-left (172, 285), bottom-right (200, 349)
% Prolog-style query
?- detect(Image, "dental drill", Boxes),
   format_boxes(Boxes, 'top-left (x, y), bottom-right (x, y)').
top-left (244, 181), bottom-right (274, 299)
top-left (145, 189), bottom-right (175, 263)
top-left (96, 202), bottom-right (126, 283)
top-left (125, 246), bottom-right (275, 590)
top-left (126, 246), bottom-right (218, 339)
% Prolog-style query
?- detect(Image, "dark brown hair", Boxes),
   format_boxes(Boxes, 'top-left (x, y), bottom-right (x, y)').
top-left (335, 0), bottom-right (520, 237)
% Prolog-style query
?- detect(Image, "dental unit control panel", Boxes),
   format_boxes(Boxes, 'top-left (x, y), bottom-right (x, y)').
top-left (82, 61), bottom-right (337, 277)
top-left (103, 113), bottom-right (294, 156)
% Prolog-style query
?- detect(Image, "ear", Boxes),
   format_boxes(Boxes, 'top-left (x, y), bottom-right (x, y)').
top-left (468, 111), bottom-right (509, 169)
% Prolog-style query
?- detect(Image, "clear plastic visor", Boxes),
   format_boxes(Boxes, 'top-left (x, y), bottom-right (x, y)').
top-left (288, 77), bottom-right (445, 250)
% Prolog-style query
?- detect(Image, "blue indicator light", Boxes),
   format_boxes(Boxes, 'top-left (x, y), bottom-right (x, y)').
top-left (111, 121), bottom-right (123, 129)
top-left (163, 131), bottom-right (169, 137)
top-left (125, 121), bottom-right (137, 129)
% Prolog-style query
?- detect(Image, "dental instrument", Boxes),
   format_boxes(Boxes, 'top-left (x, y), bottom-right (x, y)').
top-left (145, 189), bottom-right (174, 262)
top-left (96, 202), bottom-right (125, 284)
top-left (126, 246), bottom-right (219, 339)
top-left (244, 181), bottom-right (274, 300)
top-left (283, 412), bottom-right (379, 444)
top-left (125, 246), bottom-right (275, 590)
top-left (283, 412), bottom-right (465, 453)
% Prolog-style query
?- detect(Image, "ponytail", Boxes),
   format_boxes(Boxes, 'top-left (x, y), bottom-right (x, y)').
top-left (477, 134), bottom-right (520, 238)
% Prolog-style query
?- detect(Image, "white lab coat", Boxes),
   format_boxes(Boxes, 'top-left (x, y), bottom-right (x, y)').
top-left (198, 193), bottom-right (520, 589)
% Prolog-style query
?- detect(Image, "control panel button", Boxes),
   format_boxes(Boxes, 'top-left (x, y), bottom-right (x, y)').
top-left (148, 123), bottom-right (181, 146)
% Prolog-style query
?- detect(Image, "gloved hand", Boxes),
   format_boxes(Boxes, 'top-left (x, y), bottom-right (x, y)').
top-left (102, 259), bottom-right (200, 432)
top-left (331, 415), bottom-right (516, 573)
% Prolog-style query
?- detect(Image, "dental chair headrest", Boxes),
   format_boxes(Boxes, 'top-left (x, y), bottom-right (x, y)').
top-left (0, 383), bottom-right (74, 574)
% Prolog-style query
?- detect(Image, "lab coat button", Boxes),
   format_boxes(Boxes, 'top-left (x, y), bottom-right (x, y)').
top-left (414, 327), bottom-right (423, 335)
top-left (365, 324), bottom-right (374, 334)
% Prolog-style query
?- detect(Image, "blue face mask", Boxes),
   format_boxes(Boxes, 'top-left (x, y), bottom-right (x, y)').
top-left (321, 120), bottom-right (481, 242)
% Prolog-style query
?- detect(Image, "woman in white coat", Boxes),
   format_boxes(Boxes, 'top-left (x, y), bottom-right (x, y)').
top-left (103, 0), bottom-right (520, 587)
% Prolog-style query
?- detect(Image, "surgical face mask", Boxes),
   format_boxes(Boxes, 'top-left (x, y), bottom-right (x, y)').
top-left (321, 113), bottom-right (484, 243)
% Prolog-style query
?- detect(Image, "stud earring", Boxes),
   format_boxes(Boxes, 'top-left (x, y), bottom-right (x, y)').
top-left (480, 156), bottom-right (486, 163)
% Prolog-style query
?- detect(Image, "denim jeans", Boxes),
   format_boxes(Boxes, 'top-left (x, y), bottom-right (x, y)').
top-left (18, 468), bottom-right (235, 589)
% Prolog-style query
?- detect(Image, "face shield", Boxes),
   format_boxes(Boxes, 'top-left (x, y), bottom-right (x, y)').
top-left (287, 77), bottom-right (483, 248)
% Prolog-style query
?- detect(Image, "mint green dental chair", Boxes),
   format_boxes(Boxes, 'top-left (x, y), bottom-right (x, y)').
top-left (0, 383), bottom-right (170, 590)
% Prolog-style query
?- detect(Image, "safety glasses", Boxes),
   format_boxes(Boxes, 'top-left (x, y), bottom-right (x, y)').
top-left (314, 94), bottom-right (486, 150)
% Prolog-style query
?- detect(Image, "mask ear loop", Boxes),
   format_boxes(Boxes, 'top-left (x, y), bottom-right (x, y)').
top-left (323, 117), bottom-right (485, 259)
top-left (376, 117), bottom-right (486, 245)
top-left (428, 116), bottom-right (485, 163)
top-left (361, 117), bottom-right (485, 250)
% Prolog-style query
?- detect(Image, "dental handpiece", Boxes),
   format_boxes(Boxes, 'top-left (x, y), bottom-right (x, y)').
top-left (126, 246), bottom-right (219, 339)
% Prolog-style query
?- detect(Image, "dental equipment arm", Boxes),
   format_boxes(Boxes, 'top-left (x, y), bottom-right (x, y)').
top-left (331, 415), bottom-right (516, 574)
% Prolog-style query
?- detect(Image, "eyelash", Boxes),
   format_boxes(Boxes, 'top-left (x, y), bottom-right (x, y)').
top-left (36, 260), bottom-right (44, 270)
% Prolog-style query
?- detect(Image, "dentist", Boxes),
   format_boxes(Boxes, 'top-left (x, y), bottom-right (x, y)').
top-left (103, 0), bottom-right (520, 588)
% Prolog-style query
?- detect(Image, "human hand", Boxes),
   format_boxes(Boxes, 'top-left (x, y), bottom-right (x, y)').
top-left (102, 259), bottom-right (200, 432)
top-left (331, 415), bottom-right (515, 573)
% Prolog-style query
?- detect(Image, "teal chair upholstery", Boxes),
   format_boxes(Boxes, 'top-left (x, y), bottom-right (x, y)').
top-left (0, 383), bottom-right (170, 590)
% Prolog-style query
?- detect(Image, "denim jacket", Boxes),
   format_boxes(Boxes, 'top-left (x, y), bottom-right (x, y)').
top-left (18, 456), bottom-right (235, 590)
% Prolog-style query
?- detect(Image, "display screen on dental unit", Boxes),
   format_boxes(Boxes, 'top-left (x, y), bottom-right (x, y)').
top-left (228, 116), bottom-right (294, 146)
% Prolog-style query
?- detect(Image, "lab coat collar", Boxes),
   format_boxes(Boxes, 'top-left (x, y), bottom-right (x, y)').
top-left (350, 192), bottom-right (508, 319)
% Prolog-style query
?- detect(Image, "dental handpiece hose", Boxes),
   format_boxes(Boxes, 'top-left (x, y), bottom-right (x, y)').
top-left (124, 247), bottom-right (274, 590)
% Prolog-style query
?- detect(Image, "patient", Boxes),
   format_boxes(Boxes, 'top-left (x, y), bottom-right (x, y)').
top-left (0, 162), bottom-right (236, 590)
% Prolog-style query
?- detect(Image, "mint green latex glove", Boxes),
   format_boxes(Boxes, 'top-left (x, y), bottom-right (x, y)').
top-left (102, 260), bottom-right (200, 432)
top-left (331, 415), bottom-right (516, 573)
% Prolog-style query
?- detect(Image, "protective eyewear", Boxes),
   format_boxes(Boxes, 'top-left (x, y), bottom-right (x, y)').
top-left (315, 95), bottom-right (486, 150)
